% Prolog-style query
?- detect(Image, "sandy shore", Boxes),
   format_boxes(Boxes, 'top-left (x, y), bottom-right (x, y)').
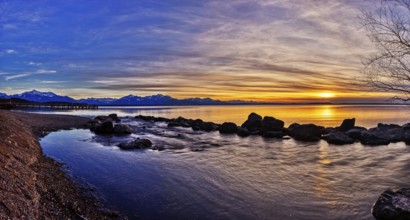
top-left (0, 110), bottom-right (122, 219)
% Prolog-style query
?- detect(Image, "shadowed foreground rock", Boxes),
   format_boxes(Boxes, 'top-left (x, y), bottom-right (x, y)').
top-left (219, 122), bottom-right (238, 134)
top-left (0, 110), bottom-right (122, 219)
top-left (372, 189), bottom-right (410, 220)
top-left (118, 138), bottom-right (153, 150)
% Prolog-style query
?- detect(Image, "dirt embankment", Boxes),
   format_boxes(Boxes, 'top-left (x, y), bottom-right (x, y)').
top-left (0, 110), bottom-right (122, 219)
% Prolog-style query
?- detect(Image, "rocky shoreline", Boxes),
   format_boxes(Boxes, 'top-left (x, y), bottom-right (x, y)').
top-left (0, 110), bottom-right (122, 219)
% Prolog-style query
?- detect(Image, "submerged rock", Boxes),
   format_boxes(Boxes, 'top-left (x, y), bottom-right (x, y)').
top-left (290, 124), bottom-right (322, 141)
top-left (113, 124), bottom-right (132, 135)
top-left (261, 116), bottom-right (284, 132)
top-left (322, 132), bottom-right (354, 145)
top-left (372, 188), bottom-right (410, 220)
top-left (219, 122), bottom-right (238, 134)
top-left (118, 138), bottom-right (152, 150)
top-left (241, 113), bottom-right (262, 132)
top-left (339, 118), bottom-right (355, 132)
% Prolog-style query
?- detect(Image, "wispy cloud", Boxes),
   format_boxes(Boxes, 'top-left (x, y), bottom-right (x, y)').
top-left (5, 69), bottom-right (57, 81)
top-left (0, 0), bottom-right (383, 101)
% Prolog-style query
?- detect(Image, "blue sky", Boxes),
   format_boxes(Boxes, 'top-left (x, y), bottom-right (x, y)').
top-left (0, 0), bottom-right (384, 102)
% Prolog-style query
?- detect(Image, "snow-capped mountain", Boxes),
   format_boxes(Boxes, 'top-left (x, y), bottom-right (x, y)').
top-left (1, 90), bottom-right (257, 105)
top-left (77, 98), bottom-right (117, 105)
top-left (0, 93), bottom-right (9, 99)
top-left (10, 90), bottom-right (77, 103)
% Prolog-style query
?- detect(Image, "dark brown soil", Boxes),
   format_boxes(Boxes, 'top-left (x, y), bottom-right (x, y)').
top-left (0, 110), bottom-right (125, 219)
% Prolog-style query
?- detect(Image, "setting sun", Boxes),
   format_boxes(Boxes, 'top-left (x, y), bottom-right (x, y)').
top-left (318, 93), bottom-right (335, 98)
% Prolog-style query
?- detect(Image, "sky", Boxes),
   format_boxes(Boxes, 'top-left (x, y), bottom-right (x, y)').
top-left (0, 0), bottom-right (392, 102)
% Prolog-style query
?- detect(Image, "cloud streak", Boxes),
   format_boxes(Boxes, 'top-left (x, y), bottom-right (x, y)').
top-left (0, 0), bottom-right (383, 102)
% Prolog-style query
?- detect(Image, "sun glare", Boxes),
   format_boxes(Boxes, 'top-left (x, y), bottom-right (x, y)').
top-left (318, 93), bottom-right (335, 98)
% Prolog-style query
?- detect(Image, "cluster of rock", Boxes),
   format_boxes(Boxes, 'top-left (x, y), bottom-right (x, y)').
top-left (136, 113), bottom-right (410, 146)
top-left (89, 114), bottom-right (133, 135)
top-left (135, 115), bottom-right (220, 132)
top-left (372, 188), bottom-right (410, 220)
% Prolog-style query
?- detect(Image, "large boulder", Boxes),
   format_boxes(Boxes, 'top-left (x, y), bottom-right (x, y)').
top-left (95, 115), bottom-right (109, 121)
top-left (261, 116), bottom-right (284, 132)
top-left (94, 120), bottom-right (114, 134)
top-left (360, 131), bottom-right (390, 146)
top-left (113, 124), bottom-right (133, 135)
top-left (241, 113), bottom-right (263, 132)
top-left (237, 127), bottom-right (250, 137)
top-left (338, 118), bottom-right (355, 132)
top-left (290, 124), bottom-right (322, 141)
top-left (219, 122), bottom-right (238, 134)
top-left (322, 132), bottom-right (354, 145)
top-left (361, 125), bottom-right (403, 144)
top-left (118, 138), bottom-right (152, 150)
top-left (372, 188), bottom-right (410, 220)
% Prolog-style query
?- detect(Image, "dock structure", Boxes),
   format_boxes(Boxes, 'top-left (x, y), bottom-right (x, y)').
top-left (0, 100), bottom-right (98, 110)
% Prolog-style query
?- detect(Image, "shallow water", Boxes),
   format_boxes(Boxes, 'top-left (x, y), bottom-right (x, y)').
top-left (40, 117), bottom-right (410, 220)
top-left (21, 104), bottom-right (410, 127)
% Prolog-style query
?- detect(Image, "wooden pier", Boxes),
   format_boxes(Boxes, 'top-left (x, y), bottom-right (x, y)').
top-left (0, 99), bottom-right (98, 110)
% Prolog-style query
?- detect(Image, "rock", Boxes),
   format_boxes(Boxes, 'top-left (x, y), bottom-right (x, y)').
top-left (404, 130), bottom-right (410, 145)
top-left (339, 118), bottom-right (355, 132)
top-left (94, 120), bottom-right (114, 134)
top-left (241, 113), bottom-right (262, 132)
top-left (346, 128), bottom-right (366, 140)
top-left (199, 122), bottom-right (218, 132)
top-left (372, 188), bottom-right (410, 220)
top-left (262, 131), bottom-right (284, 138)
top-left (402, 123), bottom-right (410, 131)
top-left (360, 131), bottom-right (390, 146)
top-left (322, 127), bottom-right (337, 135)
top-left (113, 124), bottom-right (132, 135)
top-left (167, 121), bottom-right (181, 127)
top-left (219, 122), bottom-right (238, 134)
top-left (322, 132), bottom-right (354, 145)
top-left (362, 126), bottom-right (403, 144)
top-left (287, 123), bottom-right (300, 136)
top-left (237, 127), bottom-right (250, 137)
top-left (290, 124), bottom-right (322, 141)
top-left (261, 116), bottom-right (284, 132)
top-left (118, 138), bottom-right (152, 150)
top-left (95, 115), bottom-right (109, 121)
top-left (108, 114), bottom-right (120, 122)
top-left (378, 123), bottom-right (401, 130)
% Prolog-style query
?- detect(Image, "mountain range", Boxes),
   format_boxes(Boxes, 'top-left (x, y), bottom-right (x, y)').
top-left (0, 90), bottom-right (259, 106)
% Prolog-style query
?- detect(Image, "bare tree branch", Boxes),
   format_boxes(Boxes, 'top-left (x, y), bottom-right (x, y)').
top-left (362, 0), bottom-right (410, 101)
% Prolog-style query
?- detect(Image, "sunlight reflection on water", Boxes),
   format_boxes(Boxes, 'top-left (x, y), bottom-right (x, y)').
top-left (21, 104), bottom-right (410, 127)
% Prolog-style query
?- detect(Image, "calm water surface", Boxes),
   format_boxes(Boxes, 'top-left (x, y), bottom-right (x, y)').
top-left (40, 117), bottom-right (410, 220)
top-left (22, 104), bottom-right (410, 127)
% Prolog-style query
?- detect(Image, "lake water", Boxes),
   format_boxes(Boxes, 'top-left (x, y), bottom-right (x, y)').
top-left (36, 105), bottom-right (410, 219)
top-left (23, 104), bottom-right (410, 127)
